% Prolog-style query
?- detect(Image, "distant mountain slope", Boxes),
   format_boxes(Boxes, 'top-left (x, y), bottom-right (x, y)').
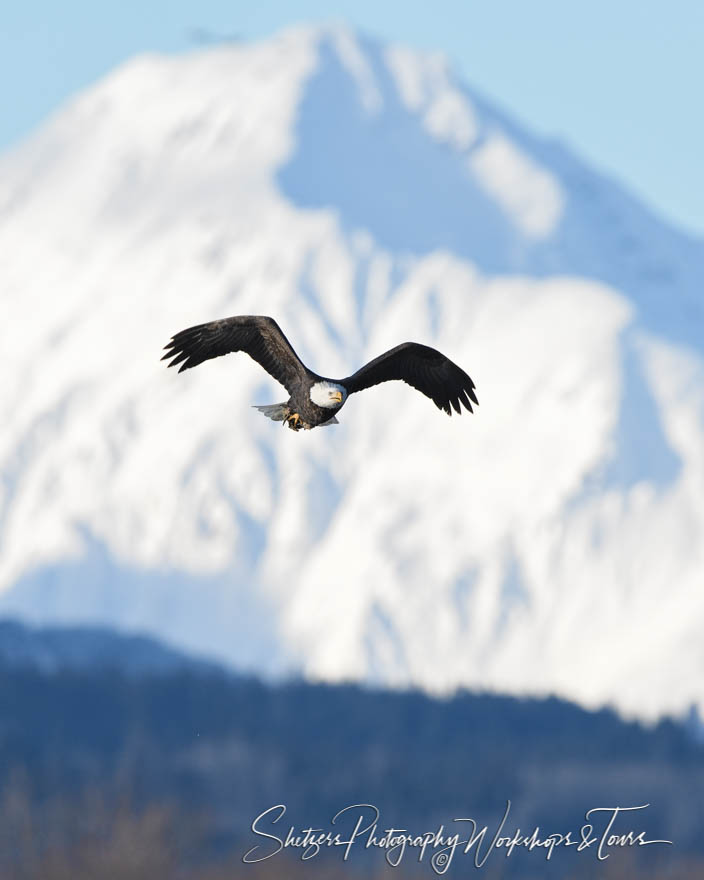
top-left (0, 618), bottom-right (219, 676)
top-left (1, 24), bottom-right (703, 720)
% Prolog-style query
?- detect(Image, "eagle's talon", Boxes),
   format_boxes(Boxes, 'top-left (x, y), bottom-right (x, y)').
top-left (286, 412), bottom-right (302, 430)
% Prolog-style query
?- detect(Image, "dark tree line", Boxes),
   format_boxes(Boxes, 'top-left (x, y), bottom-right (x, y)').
top-left (0, 663), bottom-right (702, 877)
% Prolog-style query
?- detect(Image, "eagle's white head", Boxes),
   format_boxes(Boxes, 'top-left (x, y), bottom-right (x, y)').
top-left (310, 381), bottom-right (347, 408)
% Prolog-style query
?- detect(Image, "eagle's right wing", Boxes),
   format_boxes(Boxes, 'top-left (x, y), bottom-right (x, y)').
top-left (162, 315), bottom-right (309, 395)
top-left (342, 342), bottom-right (478, 415)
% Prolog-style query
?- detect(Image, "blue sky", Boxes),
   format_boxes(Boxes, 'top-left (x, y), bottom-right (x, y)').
top-left (2, 0), bottom-right (702, 237)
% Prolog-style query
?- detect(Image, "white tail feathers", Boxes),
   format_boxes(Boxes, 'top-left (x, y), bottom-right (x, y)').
top-left (252, 403), bottom-right (288, 421)
top-left (252, 404), bottom-right (339, 427)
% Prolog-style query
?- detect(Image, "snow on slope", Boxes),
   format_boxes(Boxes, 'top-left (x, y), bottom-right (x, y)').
top-left (1, 24), bottom-right (703, 719)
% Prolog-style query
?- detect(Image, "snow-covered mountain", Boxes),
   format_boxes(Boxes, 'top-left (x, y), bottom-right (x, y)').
top-left (1, 24), bottom-right (703, 720)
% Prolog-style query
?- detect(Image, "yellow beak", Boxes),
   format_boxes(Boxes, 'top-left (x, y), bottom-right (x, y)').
top-left (331, 391), bottom-right (343, 403)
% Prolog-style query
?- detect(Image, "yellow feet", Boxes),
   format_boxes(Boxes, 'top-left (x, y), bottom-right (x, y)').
top-left (285, 412), bottom-right (302, 430)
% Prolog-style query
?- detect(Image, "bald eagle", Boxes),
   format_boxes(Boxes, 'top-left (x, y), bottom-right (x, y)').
top-left (162, 315), bottom-right (478, 431)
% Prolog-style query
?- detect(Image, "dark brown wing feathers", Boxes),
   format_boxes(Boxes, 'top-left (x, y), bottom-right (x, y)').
top-left (161, 315), bottom-right (308, 394)
top-left (341, 342), bottom-right (478, 415)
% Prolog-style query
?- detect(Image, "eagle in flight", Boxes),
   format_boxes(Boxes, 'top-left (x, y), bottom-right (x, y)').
top-left (162, 315), bottom-right (478, 431)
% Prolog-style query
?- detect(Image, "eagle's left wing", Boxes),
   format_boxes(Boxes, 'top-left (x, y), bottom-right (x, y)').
top-left (161, 315), bottom-right (309, 395)
top-left (341, 342), bottom-right (478, 415)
